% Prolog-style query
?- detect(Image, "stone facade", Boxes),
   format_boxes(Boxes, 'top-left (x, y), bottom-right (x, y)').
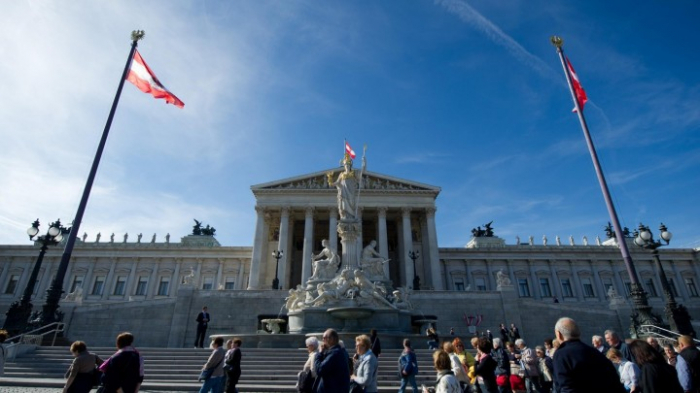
top-left (1, 168), bottom-right (699, 347)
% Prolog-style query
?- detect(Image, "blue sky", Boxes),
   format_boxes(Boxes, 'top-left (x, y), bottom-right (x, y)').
top-left (1, 1), bottom-right (699, 249)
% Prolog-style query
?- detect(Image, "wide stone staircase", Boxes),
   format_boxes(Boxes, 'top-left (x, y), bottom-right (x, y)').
top-left (5, 346), bottom-right (442, 391)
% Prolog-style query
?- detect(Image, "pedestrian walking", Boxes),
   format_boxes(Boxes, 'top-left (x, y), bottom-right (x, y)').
top-left (199, 337), bottom-right (225, 393)
top-left (63, 341), bottom-right (103, 393)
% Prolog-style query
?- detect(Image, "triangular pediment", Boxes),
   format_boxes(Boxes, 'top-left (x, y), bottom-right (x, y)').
top-left (251, 169), bottom-right (440, 194)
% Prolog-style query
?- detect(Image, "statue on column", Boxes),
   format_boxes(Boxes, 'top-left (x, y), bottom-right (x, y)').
top-left (310, 239), bottom-right (340, 280)
top-left (360, 240), bottom-right (389, 280)
top-left (328, 154), bottom-right (360, 221)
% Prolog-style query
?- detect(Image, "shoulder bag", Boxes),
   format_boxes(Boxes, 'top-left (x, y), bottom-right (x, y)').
top-left (198, 357), bottom-right (223, 381)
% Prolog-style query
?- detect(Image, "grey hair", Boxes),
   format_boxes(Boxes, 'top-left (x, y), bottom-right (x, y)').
top-left (492, 337), bottom-right (502, 348)
top-left (515, 338), bottom-right (525, 347)
top-left (305, 336), bottom-right (319, 350)
top-left (535, 345), bottom-right (545, 352)
top-left (592, 335), bottom-right (603, 343)
top-left (555, 317), bottom-right (581, 340)
top-left (604, 330), bottom-right (619, 339)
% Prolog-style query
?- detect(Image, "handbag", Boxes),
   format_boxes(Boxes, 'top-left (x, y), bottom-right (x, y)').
top-left (349, 380), bottom-right (365, 393)
top-left (296, 369), bottom-right (315, 393)
top-left (92, 368), bottom-right (103, 387)
top-left (198, 358), bottom-right (223, 381)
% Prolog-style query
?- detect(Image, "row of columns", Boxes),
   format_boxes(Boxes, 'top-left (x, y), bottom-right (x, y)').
top-left (453, 257), bottom-right (697, 303)
top-left (247, 205), bottom-right (444, 290)
top-left (1, 256), bottom-right (248, 303)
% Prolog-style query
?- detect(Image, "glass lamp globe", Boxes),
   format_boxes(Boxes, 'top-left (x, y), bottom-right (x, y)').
top-left (661, 230), bottom-right (672, 242)
top-left (27, 226), bottom-right (40, 237)
top-left (48, 226), bottom-right (61, 237)
top-left (640, 230), bottom-right (652, 241)
top-left (634, 236), bottom-right (645, 247)
top-left (54, 233), bottom-right (63, 242)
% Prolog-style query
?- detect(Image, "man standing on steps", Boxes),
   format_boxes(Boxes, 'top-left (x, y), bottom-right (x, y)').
top-left (315, 328), bottom-right (350, 393)
top-left (195, 306), bottom-right (211, 348)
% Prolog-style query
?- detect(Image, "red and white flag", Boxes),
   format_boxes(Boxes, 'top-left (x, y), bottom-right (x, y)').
top-left (126, 50), bottom-right (184, 108)
top-left (566, 56), bottom-right (587, 112)
top-left (345, 141), bottom-right (356, 159)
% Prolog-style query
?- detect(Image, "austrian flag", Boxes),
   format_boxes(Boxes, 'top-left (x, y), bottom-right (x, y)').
top-left (126, 50), bottom-right (184, 108)
top-left (566, 56), bottom-right (587, 112)
top-left (345, 141), bottom-right (356, 159)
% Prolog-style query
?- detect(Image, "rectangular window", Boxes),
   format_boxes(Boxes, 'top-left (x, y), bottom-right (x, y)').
top-left (135, 277), bottom-right (148, 296)
top-left (561, 279), bottom-right (574, 298)
top-left (202, 277), bottom-right (214, 290)
top-left (113, 276), bottom-right (126, 296)
top-left (5, 275), bottom-right (19, 294)
top-left (539, 278), bottom-right (552, 297)
top-left (582, 278), bottom-right (595, 298)
top-left (518, 278), bottom-right (531, 297)
top-left (668, 279), bottom-right (679, 297)
top-left (157, 277), bottom-right (170, 296)
top-left (91, 276), bottom-right (105, 296)
top-left (224, 279), bottom-right (235, 290)
top-left (454, 279), bottom-right (464, 291)
top-left (475, 278), bottom-right (487, 291)
top-left (686, 278), bottom-right (699, 297)
top-left (645, 278), bottom-right (658, 297)
top-left (602, 279), bottom-right (614, 296)
top-left (70, 276), bottom-right (84, 293)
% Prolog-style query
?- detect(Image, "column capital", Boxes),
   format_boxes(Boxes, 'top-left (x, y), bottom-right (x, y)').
top-left (425, 206), bottom-right (437, 216)
top-left (401, 207), bottom-right (411, 217)
top-left (329, 206), bottom-right (338, 215)
top-left (280, 206), bottom-right (290, 215)
top-left (304, 206), bottom-right (315, 216)
top-left (255, 206), bottom-right (266, 214)
top-left (377, 207), bottom-right (388, 216)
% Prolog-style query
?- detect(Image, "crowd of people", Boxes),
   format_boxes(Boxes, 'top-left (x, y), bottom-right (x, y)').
top-left (36, 315), bottom-right (700, 393)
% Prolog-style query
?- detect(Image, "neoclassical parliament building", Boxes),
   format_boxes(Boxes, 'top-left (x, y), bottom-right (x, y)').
top-left (1, 167), bottom-right (699, 347)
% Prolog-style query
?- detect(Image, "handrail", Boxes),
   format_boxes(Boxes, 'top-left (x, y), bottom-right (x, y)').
top-left (5, 322), bottom-right (66, 347)
top-left (638, 324), bottom-right (700, 344)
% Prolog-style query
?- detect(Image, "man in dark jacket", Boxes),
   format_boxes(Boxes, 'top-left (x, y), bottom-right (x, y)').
top-left (553, 318), bottom-right (625, 393)
top-left (314, 328), bottom-right (350, 393)
top-left (604, 329), bottom-right (635, 363)
top-left (194, 306), bottom-right (211, 348)
top-left (677, 335), bottom-right (700, 393)
top-left (492, 338), bottom-right (512, 393)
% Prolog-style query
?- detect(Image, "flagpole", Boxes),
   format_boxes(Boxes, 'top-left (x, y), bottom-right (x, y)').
top-left (550, 36), bottom-right (661, 332)
top-left (40, 30), bottom-right (146, 325)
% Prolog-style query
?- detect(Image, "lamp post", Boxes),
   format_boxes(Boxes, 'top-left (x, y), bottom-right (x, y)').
top-left (272, 250), bottom-right (283, 290)
top-left (3, 219), bottom-right (68, 335)
top-left (634, 223), bottom-right (696, 337)
top-left (409, 250), bottom-right (420, 291)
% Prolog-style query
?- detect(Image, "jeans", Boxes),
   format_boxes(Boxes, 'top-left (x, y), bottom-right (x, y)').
top-left (525, 377), bottom-right (543, 393)
top-left (200, 376), bottom-right (224, 393)
top-left (399, 375), bottom-right (418, 392)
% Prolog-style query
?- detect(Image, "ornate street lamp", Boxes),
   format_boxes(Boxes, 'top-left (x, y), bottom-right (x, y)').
top-left (272, 250), bottom-right (283, 290)
top-left (409, 250), bottom-right (420, 291)
top-left (3, 219), bottom-right (69, 335)
top-left (634, 223), bottom-right (696, 337)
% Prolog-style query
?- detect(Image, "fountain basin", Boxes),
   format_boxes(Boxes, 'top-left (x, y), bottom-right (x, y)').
top-left (327, 307), bottom-right (375, 320)
top-left (260, 318), bottom-right (286, 334)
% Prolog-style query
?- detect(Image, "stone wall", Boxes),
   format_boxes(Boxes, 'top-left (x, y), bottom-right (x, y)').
top-left (27, 286), bottom-right (687, 349)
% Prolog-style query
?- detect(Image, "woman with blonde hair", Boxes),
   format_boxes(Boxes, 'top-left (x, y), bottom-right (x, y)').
top-left (350, 334), bottom-right (378, 393)
top-left (443, 341), bottom-right (469, 388)
top-left (606, 347), bottom-right (639, 393)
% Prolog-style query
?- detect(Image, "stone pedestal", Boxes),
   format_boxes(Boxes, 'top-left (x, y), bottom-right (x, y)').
top-left (338, 220), bottom-right (361, 270)
top-left (180, 235), bottom-right (220, 248)
top-left (466, 237), bottom-right (506, 249)
top-left (497, 284), bottom-right (523, 334)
